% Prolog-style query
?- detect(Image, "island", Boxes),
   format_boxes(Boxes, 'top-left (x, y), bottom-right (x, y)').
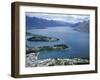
top-left (27, 33), bottom-right (59, 42)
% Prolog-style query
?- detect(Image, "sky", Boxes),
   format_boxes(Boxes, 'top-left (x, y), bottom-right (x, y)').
top-left (26, 12), bottom-right (90, 23)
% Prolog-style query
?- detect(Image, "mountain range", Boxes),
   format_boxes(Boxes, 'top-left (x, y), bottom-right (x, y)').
top-left (74, 20), bottom-right (89, 32)
top-left (26, 16), bottom-right (75, 29)
top-left (26, 16), bottom-right (89, 33)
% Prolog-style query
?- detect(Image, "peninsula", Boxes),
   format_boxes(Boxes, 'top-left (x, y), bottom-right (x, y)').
top-left (27, 33), bottom-right (59, 42)
top-left (26, 44), bottom-right (68, 54)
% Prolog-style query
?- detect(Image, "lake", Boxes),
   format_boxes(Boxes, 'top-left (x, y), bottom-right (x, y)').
top-left (26, 26), bottom-right (89, 59)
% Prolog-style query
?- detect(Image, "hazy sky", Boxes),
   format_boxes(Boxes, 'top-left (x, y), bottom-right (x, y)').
top-left (26, 12), bottom-right (90, 23)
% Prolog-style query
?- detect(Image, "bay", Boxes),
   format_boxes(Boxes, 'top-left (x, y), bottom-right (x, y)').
top-left (26, 26), bottom-right (89, 59)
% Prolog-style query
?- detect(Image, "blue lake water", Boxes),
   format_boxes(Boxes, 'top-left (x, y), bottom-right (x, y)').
top-left (26, 27), bottom-right (89, 59)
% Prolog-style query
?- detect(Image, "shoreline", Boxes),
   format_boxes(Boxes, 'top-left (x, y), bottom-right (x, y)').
top-left (26, 52), bottom-right (89, 67)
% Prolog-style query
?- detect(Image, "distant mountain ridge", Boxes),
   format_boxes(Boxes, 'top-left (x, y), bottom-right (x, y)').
top-left (74, 20), bottom-right (89, 33)
top-left (26, 16), bottom-right (74, 29)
